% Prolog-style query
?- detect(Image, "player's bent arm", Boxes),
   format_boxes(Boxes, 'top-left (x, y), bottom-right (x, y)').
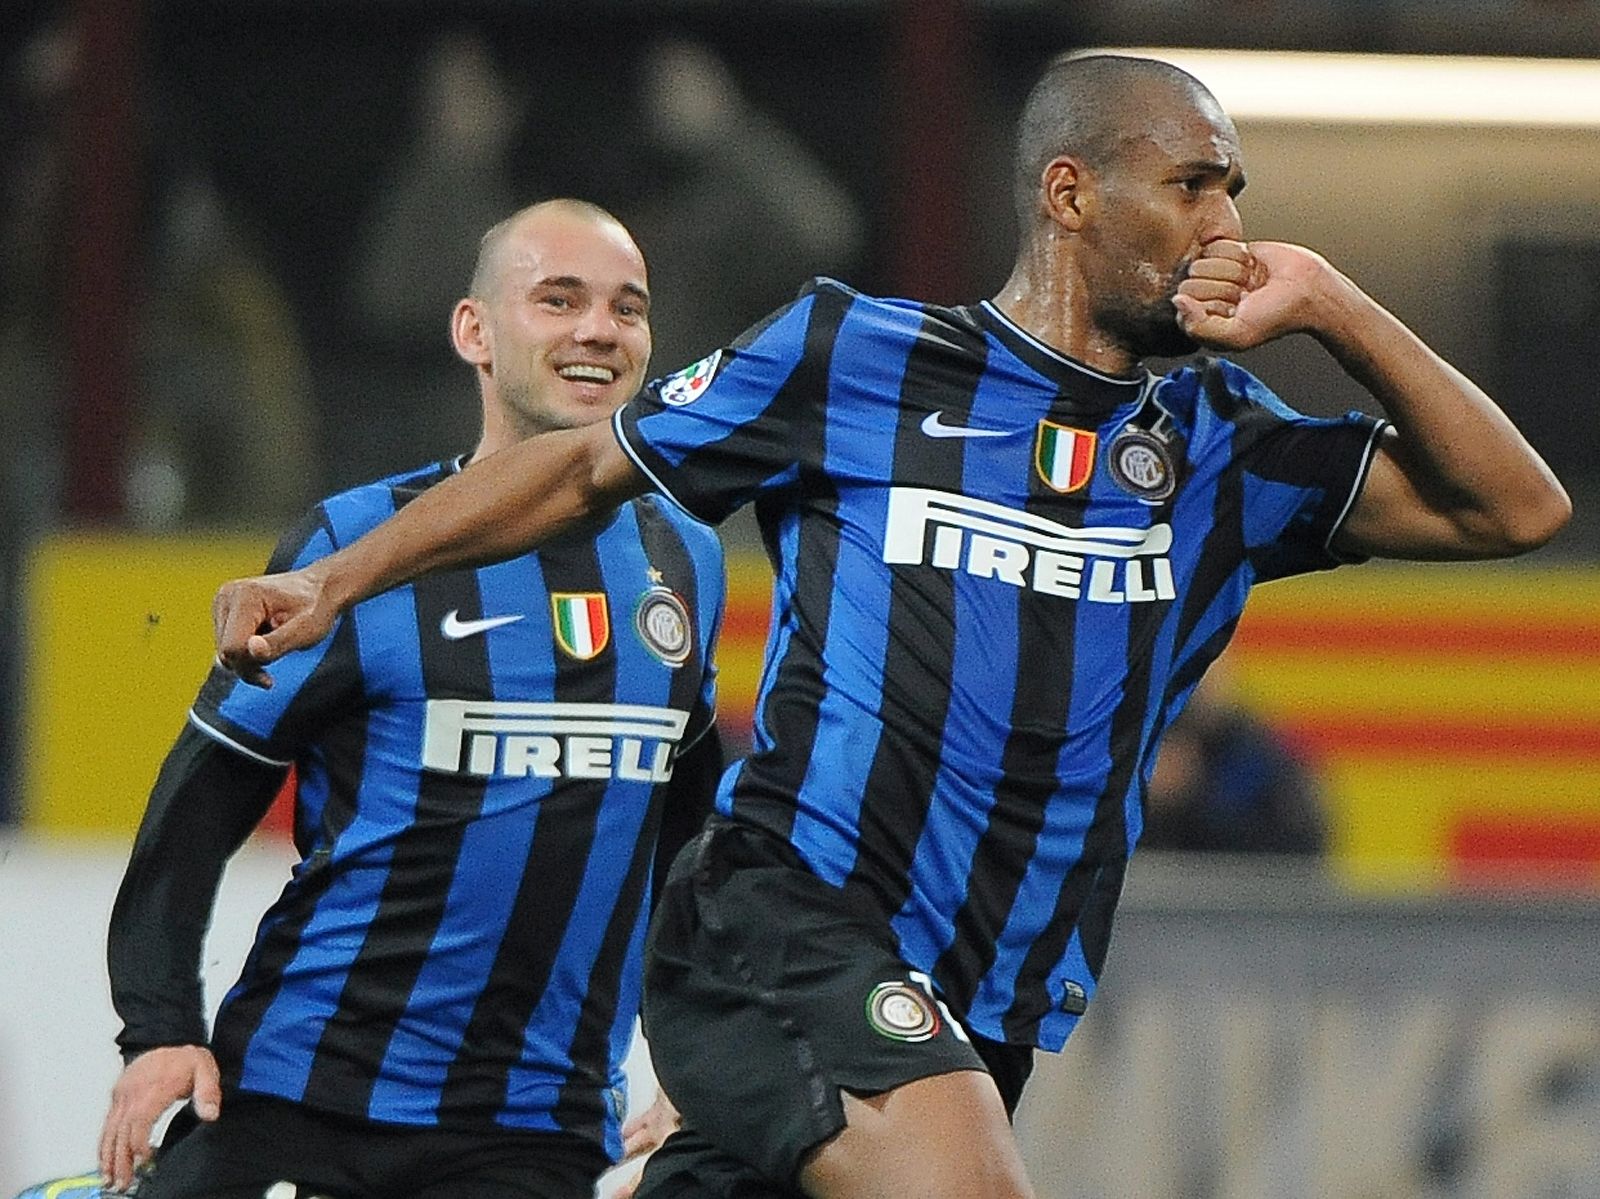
top-left (216, 421), bottom-right (649, 681)
top-left (1179, 241), bottom-right (1570, 561)
top-left (1334, 429), bottom-right (1560, 561)
top-left (1300, 261), bottom-right (1571, 561)
top-left (1324, 294), bottom-right (1574, 560)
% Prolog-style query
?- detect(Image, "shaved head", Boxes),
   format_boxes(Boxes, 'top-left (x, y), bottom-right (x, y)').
top-left (469, 198), bottom-right (631, 299)
top-left (1011, 54), bottom-right (1224, 229)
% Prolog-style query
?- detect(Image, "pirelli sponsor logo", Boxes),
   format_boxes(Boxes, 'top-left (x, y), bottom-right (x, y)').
top-left (422, 701), bottom-right (690, 781)
top-left (882, 486), bottom-right (1176, 605)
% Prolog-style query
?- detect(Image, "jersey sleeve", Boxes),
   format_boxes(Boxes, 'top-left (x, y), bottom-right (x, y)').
top-left (614, 284), bottom-right (836, 524)
top-left (1201, 360), bottom-right (1387, 583)
top-left (686, 527), bottom-right (726, 752)
top-left (189, 505), bottom-right (363, 764)
top-left (108, 724), bottom-right (286, 1057)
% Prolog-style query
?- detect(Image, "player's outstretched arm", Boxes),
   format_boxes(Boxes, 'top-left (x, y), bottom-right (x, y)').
top-left (1174, 239), bottom-right (1570, 560)
top-left (98, 1045), bottom-right (221, 1191)
top-left (215, 421), bottom-right (648, 685)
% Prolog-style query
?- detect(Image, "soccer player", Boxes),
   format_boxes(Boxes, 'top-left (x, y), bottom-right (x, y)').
top-left (208, 57), bottom-right (1570, 1199)
top-left (98, 200), bottom-right (723, 1198)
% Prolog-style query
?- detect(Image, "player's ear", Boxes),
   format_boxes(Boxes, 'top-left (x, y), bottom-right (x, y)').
top-left (1041, 156), bottom-right (1089, 233)
top-left (451, 297), bottom-right (492, 367)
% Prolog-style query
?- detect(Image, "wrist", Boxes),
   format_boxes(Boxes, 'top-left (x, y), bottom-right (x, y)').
top-left (121, 1041), bottom-right (208, 1066)
top-left (306, 554), bottom-right (359, 616)
top-left (1304, 269), bottom-right (1379, 352)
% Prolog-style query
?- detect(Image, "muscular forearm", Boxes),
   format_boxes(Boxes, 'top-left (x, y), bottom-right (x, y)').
top-left (1308, 271), bottom-right (1570, 554)
top-left (1180, 240), bottom-right (1570, 560)
top-left (317, 423), bottom-right (647, 612)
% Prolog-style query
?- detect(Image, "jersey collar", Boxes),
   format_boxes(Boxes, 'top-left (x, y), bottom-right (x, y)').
top-left (975, 300), bottom-right (1152, 417)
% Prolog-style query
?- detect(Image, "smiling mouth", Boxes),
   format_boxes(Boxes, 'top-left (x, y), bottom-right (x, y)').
top-left (557, 363), bottom-right (618, 384)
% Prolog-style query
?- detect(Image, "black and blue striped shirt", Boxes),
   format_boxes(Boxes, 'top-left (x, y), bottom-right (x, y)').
top-left (118, 458), bottom-right (723, 1158)
top-left (616, 279), bottom-right (1382, 1050)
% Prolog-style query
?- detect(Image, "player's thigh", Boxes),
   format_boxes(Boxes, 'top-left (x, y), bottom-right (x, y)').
top-left (138, 1097), bottom-right (359, 1199)
top-left (138, 1121), bottom-right (347, 1199)
top-left (797, 1069), bottom-right (1035, 1199)
top-left (406, 1177), bottom-right (591, 1199)
top-left (636, 1128), bottom-right (804, 1199)
top-left (403, 1128), bottom-right (608, 1199)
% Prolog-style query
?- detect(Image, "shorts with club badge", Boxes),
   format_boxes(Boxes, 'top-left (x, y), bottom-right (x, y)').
top-left (638, 816), bottom-right (1033, 1195)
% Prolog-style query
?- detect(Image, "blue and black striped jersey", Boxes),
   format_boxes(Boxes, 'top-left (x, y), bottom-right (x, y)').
top-left (188, 458), bottom-right (724, 1156)
top-left (615, 279), bottom-right (1383, 1051)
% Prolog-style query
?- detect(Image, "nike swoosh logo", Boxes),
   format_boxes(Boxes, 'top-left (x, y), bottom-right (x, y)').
top-left (921, 411), bottom-right (1009, 439)
top-left (440, 610), bottom-right (525, 640)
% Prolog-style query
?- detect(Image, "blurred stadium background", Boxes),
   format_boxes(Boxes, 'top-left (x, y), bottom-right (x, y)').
top-left (1, 1), bottom-right (1597, 1195)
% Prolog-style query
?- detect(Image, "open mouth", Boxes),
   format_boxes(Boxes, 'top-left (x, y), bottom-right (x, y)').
top-left (557, 363), bottom-right (618, 385)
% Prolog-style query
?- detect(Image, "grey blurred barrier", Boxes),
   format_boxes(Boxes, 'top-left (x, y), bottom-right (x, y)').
top-left (1015, 855), bottom-right (1600, 1199)
top-left (3, 843), bottom-right (1594, 1198)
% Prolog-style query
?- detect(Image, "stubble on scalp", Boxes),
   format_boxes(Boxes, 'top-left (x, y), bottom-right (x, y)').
top-left (467, 198), bottom-right (631, 299)
top-left (1010, 54), bottom-right (1217, 229)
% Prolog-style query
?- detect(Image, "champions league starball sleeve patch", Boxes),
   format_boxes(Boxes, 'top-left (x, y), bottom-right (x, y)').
top-left (656, 349), bottom-right (724, 407)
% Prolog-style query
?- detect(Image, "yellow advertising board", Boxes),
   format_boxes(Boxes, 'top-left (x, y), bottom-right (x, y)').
top-left (23, 533), bottom-right (272, 835)
top-left (22, 537), bottom-right (1600, 894)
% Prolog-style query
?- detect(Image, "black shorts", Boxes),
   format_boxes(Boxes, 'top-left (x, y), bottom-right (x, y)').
top-left (638, 817), bottom-right (1033, 1193)
top-left (140, 1092), bottom-right (609, 1199)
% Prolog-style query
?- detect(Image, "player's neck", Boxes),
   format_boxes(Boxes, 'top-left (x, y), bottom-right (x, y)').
top-left (993, 256), bottom-right (1140, 378)
top-left (470, 399), bottom-right (548, 464)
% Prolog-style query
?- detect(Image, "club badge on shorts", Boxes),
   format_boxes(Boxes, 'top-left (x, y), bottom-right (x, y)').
top-left (865, 980), bottom-right (942, 1043)
top-left (634, 586), bottom-right (692, 666)
top-left (1107, 426), bottom-right (1176, 502)
top-left (658, 349), bottom-right (723, 407)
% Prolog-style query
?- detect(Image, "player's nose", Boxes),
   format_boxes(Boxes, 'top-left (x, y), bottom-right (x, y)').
top-left (1206, 193), bottom-right (1244, 243)
top-left (571, 306), bottom-right (622, 346)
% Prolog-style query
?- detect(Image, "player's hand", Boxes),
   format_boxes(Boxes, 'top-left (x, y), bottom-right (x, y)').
top-left (1174, 239), bottom-right (1341, 350)
top-left (98, 1045), bottom-right (221, 1192)
top-left (212, 566), bottom-right (334, 688)
top-left (612, 1090), bottom-right (683, 1199)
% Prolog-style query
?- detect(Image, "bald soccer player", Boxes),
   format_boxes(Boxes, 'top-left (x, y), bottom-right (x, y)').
top-left (101, 201), bottom-right (722, 1199)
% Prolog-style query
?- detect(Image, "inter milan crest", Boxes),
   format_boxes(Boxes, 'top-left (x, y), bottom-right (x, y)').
top-left (864, 980), bottom-right (942, 1043)
top-left (634, 586), bottom-right (692, 666)
top-left (551, 592), bottom-right (610, 660)
top-left (1035, 421), bottom-right (1097, 493)
top-left (657, 349), bottom-right (723, 407)
top-left (1107, 426), bottom-right (1176, 502)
